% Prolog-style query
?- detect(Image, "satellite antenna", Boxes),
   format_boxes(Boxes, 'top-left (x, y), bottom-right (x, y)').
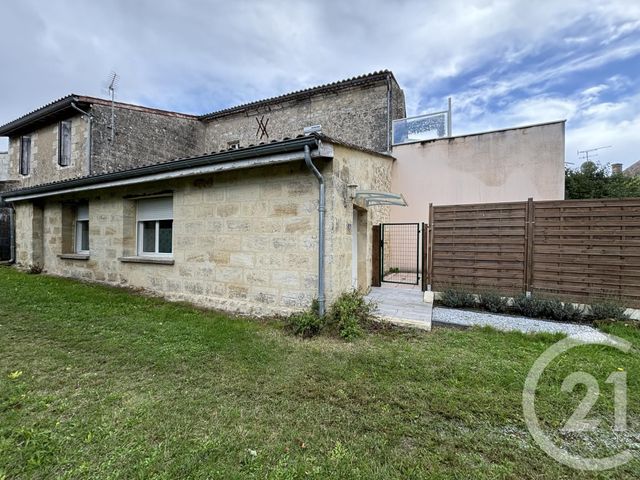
top-left (577, 145), bottom-right (611, 163)
top-left (105, 72), bottom-right (119, 142)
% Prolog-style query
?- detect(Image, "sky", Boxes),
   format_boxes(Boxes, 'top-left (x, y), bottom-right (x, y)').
top-left (1, 0), bottom-right (639, 169)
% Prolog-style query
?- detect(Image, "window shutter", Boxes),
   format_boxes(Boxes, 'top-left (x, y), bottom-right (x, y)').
top-left (137, 197), bottom-right (173, 221)
top-left (77, 204), bottom-right (89, 221)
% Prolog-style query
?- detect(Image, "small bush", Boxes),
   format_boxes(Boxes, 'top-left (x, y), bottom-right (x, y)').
top-left (590, 301), bottom-right (629, 321)
top-left (478, 291), bottom-right (509, 313)
top-left (543, 299), bottom-right (585, 323)
top-left (28, 264), bottom-right (43, 275)
top-left (328, 290), bottom-right (376, 341)
top-left (287, 310), bottom-right (325, 338)
top-left (512, 294), bottom-right (548, 318)
top-left (440, 288), bottom-right (476, 309)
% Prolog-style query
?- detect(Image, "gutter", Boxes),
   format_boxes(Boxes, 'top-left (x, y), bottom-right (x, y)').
top-left (2, 136), bottom-right (326, 201)
top-left (304, 143), bottom-right (326, 317)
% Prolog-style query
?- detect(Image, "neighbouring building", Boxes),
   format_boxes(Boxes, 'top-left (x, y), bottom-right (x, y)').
top-left (389, 121), bottom-right (566, 223)
top-left (0, 70), bottom-right (566, 313)
top-left (625, 160), bottom-right (640, 177)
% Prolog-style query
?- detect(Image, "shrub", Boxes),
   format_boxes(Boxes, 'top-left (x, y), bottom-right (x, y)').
top-left (287, 309), bottom-right (325, 338)
top-left (440, 288), bottom-right (476, 309)
top-left (543, 299), bottom-right (585, 323)
top-left (327, 290), bottom-right (377, 341)
top-left (27, 264), bottom-right (43, 275)
top-left (512, 294), bottom-right (548, 318)
top-left (590, 301), bottom-right (629, 321)
top-left (478, 291), bottom-right (509, 313)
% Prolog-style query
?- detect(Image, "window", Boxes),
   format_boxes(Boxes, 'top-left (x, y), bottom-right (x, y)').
top-left (58, 120), bottom-right (72, 166)
top-left (137, 197), bottom-right (173, 256)
top-left (75, 204), bottom-right (90, 253)
top-left (20, 136), bottom-right (31, 175)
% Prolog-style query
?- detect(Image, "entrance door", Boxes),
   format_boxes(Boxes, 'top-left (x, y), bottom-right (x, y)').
top-left (352, 209), bottom-right (358, 288)
top-left (381, 223), bottom-right (420, 285)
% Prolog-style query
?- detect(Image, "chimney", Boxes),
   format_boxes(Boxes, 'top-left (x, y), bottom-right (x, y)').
top-left (612, 163), bottom-right (623, 175)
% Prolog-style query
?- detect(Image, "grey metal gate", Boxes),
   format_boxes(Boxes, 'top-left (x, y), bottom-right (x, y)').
top-left (0, 207), bottom-right (13, 262)
top-left (381, 223), bottom-right (420, 285)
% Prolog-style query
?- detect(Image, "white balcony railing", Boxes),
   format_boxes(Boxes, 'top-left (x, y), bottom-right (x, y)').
top-left (392, 99), bottom-right (452, 145)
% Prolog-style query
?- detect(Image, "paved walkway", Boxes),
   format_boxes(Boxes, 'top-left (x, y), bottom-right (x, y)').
top-left (366, 287), bottom-right (432, 330)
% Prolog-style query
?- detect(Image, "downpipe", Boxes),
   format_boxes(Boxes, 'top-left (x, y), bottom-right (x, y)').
top-left (304, 144), bottom-right (326, 316)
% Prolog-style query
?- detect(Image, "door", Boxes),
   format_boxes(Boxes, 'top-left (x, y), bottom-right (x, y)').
top-left (352, 209), bottom-right (358, 288)
top-left (380, 223), bottom-right (420, 285)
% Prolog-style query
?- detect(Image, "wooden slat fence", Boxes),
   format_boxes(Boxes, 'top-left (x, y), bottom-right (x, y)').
top-left (427, 197), bottom-right (640, 307)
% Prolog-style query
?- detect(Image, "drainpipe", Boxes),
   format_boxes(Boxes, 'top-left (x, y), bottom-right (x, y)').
top-left (71, 102), bottom-right (93, 176)
top-left (304, 144), bottom-right (326, 316)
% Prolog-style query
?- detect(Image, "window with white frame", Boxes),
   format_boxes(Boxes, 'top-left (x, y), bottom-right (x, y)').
top-left (58, 120), bottom-right (72, 167)
top-left (137, 196), bottom-right (173, 256)
top-left (75, 204), bottom-right (90, 253)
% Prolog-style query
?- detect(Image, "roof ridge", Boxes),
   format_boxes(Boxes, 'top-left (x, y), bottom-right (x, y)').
top-left (198, 70), bottom-right (395, 120)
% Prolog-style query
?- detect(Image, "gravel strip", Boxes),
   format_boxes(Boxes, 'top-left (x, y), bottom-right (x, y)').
top-left (433, 307), bottom-right (609, 342)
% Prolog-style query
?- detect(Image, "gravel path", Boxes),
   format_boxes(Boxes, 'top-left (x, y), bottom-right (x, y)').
top-left (433, 307), bottom-right (609, 342)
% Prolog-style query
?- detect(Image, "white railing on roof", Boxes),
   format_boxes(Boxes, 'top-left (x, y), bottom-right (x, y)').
top-left (392, 98), bottom-right (452, 145)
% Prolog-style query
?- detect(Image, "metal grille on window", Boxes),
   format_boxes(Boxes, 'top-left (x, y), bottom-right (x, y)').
top-left (59, 120), bottom-right (72, 166)
top-left (20, 136), bottom-right (31, 175)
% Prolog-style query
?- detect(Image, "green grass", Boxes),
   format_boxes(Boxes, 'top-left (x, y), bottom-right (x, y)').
top-left (0, 267), bottom-right (638, 479)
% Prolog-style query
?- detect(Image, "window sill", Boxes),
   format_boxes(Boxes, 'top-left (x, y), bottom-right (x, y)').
top-left (118, 256), bottom-right (175, 265)
top-left (58, 253), bottom-right (90, 261)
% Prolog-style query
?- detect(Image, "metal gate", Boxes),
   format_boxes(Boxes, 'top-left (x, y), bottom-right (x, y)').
top-left (381, 223), bottom-right (420, 285)
top-left (0, 207), bottom-right (13, 262)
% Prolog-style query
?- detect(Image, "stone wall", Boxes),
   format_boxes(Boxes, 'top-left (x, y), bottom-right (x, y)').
top-left (13, 147), bottom-right (393, 315)
top-left (7, 114), bottom-right (89, 188)
top-left (327, 145), bottom-right (393, 293)
top-left (203, 79), bottom-right (405, 154)
top-left (90, 104), bottom-right (205, 174)
top-left (0, 152), bottom-right (9, 181)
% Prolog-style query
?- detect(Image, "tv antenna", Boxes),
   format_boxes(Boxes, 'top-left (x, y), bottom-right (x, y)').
top-left (105, 72), bottom-right (119, 142)
top-left (577, 145), bottom-right (611, 163)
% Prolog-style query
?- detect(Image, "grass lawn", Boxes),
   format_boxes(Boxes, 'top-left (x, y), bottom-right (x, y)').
top-left (0, 268), bottom-right (638, 479)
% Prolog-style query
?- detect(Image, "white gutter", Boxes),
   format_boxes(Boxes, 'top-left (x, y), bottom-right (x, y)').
top-left (4, 147), bottom-right (333, 203)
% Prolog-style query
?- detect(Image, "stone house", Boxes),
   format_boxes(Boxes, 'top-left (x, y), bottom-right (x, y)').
top-left (2, 134), bottom-right (392, 315)
top-left (0, 69), bottom-right (566, 313)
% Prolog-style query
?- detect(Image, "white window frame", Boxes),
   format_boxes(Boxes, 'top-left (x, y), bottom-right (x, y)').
top-left (75, 204), bottom-right (90, 254)
top-left (136, 196), bottom-right (173, 257)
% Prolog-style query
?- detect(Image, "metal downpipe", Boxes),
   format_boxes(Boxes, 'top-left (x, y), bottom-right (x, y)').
top-left (304, 144), bottom-right (326, 316)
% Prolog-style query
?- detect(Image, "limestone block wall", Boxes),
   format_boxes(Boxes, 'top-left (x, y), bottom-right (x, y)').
top-left (90, 104), bottom-right (205, 174)
top-left (203, 80), bottom-right (405, 154)
top-left (13, 147), bottom-right (393, 315)
top-left (8, 114), bottom-right (88, 188)
top-left (327, 145), bottom-right (393, 294)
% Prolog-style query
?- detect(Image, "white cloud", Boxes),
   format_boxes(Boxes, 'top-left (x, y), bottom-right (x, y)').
top-left (0, 0), bottom-right (639, 162)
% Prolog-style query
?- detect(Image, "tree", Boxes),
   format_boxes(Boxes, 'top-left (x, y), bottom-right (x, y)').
top-left (565, 161), bottom-right (640, 199)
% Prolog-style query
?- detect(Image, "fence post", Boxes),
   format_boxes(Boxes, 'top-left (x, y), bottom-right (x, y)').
top-left (524, 197), bottom-right (535, 296)
top-left (372, 225), bottom-right (381, 287)
top-left (421, 222), bottom-right (428, 291)
top-left (427, 204), bottom-right (434, 290)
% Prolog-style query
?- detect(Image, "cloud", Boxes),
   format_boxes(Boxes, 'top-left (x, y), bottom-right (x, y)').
top-left (0, 0), bottom-right (639, 166)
